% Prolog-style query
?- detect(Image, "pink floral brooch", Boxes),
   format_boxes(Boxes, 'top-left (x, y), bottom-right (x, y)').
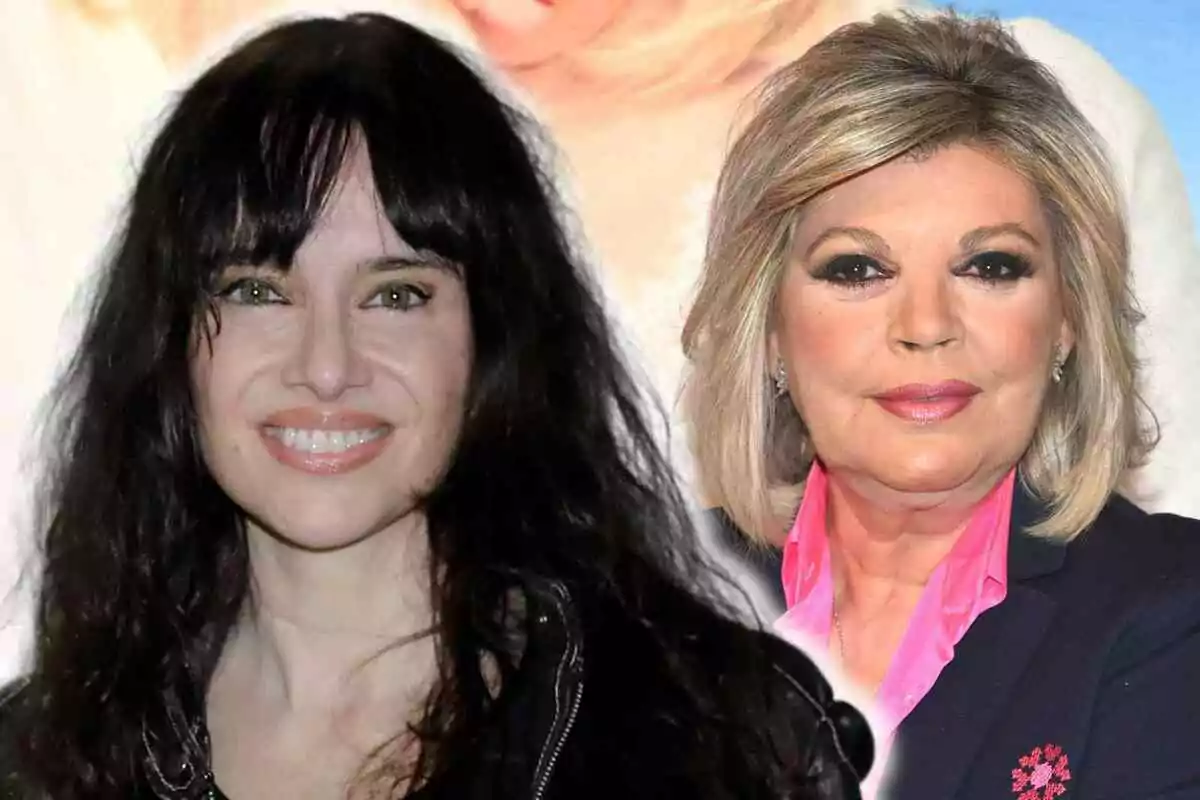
top-left (1011, 743), bottom-right (1071, 799)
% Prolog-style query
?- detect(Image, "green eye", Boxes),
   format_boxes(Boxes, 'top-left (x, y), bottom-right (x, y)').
top-left (218, 278), bottom-right (286, 305)
top-left (364, 284), bottom-right (431, 311)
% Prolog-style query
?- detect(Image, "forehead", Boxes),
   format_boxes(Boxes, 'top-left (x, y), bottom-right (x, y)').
top-left (295, 144), bottom-right (419, 268)
top-left (797, 145), bottom-right (1046, 238)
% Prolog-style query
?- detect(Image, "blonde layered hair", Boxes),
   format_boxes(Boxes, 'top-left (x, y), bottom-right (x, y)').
top-left (682, 11), bottom-right (1154, 543)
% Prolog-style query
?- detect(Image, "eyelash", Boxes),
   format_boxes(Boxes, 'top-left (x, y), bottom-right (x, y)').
top-left (214, 278), bottom-right (433, 310)
top-left (216, 277), bottom-right (285, 306)
top-left (960, 251), bottom-right (1034, 282)
top-left (362, 282), bottom-right (432, 311)
top-left (812, 255), bottom-right (888, 287)
top-left (812, 251), bottom-right (1034, 288)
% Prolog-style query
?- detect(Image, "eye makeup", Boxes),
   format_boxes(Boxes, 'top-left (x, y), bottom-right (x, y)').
top-left (953, 250), bottom-right (1035, 283)
top-left (810, 253), bottom-right (893, 289)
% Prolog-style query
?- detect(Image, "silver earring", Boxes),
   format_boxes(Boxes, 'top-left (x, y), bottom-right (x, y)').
top-left (1051, 351), bottom-right (1066, 384)
top-left (773, 362), bottom-right (788, 396)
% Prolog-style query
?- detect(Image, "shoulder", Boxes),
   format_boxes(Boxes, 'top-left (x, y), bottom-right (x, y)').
top-left (1055, 501), bottom-right (1200, 791)
top-left (661, 591), bottom-right (876, 788)
top-left (756, 630), bottom-right (876, 787)
top-left (1064, 497), bottom-right (1200, 662)
top-left (1069, 494), bottom-right (1200, 582)
top-left (572, 578), bottom-right (870, 795)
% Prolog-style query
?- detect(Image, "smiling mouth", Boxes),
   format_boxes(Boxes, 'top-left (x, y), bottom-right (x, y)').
top-left (263, 425), bottom-right (390, 454)
top-left (259, 425), bottom-right (393, 475)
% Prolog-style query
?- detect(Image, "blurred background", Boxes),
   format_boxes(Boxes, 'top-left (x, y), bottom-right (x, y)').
top-left (950, 0), bottom-right (1198, 229)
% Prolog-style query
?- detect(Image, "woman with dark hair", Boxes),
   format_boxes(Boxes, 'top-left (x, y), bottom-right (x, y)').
top-left (0, 12), bottom-right (869, 800)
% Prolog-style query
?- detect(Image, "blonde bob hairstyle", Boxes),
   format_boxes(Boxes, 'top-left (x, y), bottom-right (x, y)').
top-left (681, 11), bottom-right (1154, 544)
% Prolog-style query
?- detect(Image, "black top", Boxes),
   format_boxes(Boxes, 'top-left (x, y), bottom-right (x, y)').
top-left (0, 577), bottom-right (872, 799)
top-left (709, 487), bottom-right (1200, 799)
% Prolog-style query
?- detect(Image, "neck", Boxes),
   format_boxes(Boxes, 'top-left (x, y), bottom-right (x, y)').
top-left (217, 515), bottom-right (437, 715)
top-left (824, 470), bottom-right (1003, 613)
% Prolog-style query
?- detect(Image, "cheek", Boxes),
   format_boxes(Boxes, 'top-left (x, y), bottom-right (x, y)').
top-left (362, 322), bottom-right (473, 413)
top-left (778, 287), bottom-right (882, 407)
top-left (189, 324), bottom-right (274, 428)
top-left (964, 294), bottom-right (1060, 384)
top-left (462, 0), bottom-right (560, 30)
top-left (462, 0), bottom-right (623, 62)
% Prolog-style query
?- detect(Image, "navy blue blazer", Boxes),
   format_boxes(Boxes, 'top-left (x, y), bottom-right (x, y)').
top-left (710, 488), bottom-right (1200, 799)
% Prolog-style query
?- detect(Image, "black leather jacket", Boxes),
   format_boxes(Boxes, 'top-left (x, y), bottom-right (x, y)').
top-left (0, 578), bottom-right (870, 799)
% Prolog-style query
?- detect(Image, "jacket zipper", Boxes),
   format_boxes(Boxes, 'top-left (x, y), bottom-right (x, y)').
top-left (529, 583), bottom-right (585, 800)
top-left (530, 669), bottom-right (583, 800)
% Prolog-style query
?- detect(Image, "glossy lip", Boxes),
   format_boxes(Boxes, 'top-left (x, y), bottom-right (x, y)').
top-left (871, 380), bottom-right (981, 424)
top-left (259, 408), bottom-right (393, 475)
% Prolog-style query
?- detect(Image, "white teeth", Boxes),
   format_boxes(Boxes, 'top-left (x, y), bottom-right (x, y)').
top-left (266, 427), bottom-right (386, 454)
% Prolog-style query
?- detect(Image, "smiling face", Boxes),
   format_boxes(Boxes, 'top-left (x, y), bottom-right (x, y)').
top-left (191, 143), bottom-right (473, 550)
top-left (773, 144), bottom-right (1072, 510)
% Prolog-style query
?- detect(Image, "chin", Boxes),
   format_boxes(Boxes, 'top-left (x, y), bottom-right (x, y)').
top-left (246, 497), bottom-right (416, 553)
top-left (870, 452), bottom-right (986, 498)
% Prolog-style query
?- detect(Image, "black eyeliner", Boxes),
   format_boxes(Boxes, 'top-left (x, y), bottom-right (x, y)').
top-left (811, 254), bottom-right (891, 286)
top-left (956, 250), bottom-right (1035, 282)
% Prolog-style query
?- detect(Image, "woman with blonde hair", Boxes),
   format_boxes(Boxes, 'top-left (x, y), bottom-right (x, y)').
top-left (684, 11), bottom-right (1200, 799)
top-left (445, 1), bottom-right (1200, 525)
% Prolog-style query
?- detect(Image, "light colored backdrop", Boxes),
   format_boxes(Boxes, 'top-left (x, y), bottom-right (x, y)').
top-left (949, 0), bottom-right (1199, 230)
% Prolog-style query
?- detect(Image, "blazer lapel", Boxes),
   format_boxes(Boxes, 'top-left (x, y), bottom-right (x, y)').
top-left (882, 485), bottom-right (1067, 800)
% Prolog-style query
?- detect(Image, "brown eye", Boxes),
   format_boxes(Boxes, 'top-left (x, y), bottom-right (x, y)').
top-left (960, 251), bottom-right (1032, 282)
top-left (814, 254), bottom-right (887, 286)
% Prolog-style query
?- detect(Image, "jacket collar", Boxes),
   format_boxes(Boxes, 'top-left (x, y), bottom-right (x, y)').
top-left (1007, 478), bottom-right (1068, 581)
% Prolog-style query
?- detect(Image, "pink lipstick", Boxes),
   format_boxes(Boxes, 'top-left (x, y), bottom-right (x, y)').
top-left (872, 381), bottom-right (981, 424)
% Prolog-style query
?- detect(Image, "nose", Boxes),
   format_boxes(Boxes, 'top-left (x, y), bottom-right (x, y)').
top-left (889, 273), bottom-right (962, 352)
top-left (281, 303), bottom-right (370, 400)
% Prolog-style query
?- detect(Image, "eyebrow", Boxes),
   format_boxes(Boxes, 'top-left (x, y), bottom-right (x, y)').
top-left (217, 252), bottom-right (463, 278)
top-left (801, 226), bottom-right (892, 261)
top-left (958, 223), bottom-right (1042, 251)
top-left (357, 253), bottom-right (461, 275)
top-left (801, 222), bottom-right (1042, 261)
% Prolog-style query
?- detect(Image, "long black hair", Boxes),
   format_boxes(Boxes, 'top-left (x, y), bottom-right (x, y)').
top-left (12, 13), bottom-right (869, 798)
